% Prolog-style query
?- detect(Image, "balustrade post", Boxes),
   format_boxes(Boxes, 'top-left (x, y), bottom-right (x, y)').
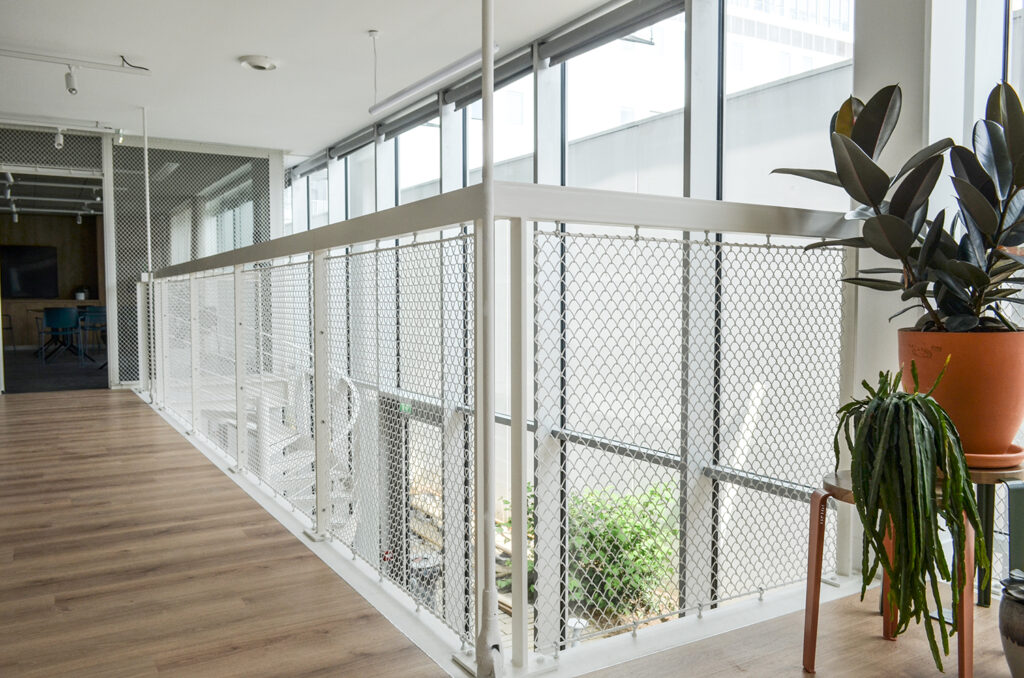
top-left (308, 249), bottom-right (331, 540)
top-left (509, 217), bottom-right (529, 667)
top-left (233, 264), bottom-right (248, 473)
top-left (189, 272), bottom-right (200, 434)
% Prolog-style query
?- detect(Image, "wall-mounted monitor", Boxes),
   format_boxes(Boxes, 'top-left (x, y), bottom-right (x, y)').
top-left (1, 246), bottom-right (59, 299)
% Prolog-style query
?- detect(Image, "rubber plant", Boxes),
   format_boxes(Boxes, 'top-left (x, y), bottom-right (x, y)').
top-left (773, 82), bottom-right (1024, 332)
top-left (835, 363), bottom-right (988, 671)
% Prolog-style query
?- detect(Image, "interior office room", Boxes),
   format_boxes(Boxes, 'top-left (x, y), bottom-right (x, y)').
top-left (1, 1), bottom-right (1023, 676)
top-left (0, 170), bottom-right (107, 392)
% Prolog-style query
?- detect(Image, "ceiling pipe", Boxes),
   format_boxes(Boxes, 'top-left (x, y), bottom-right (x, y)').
top-left (0, 206), bottom-right (98, 216)
top-left (4, 195), bottom-right (102, 205)
top-left (368, 45), bottom-right (499, 118)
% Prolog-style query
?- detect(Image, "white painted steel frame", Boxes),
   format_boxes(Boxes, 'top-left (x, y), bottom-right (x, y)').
top-left (101, 134), bottom-right (120, 388)
top-left (151, 184), bottom-right (852, 280)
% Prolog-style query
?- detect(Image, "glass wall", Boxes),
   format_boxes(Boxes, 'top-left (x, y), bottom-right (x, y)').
top-left (328, 155), bottom-right (346, 222)
top-left (467, 74), bottom-right (535, 184)
top-left (347, 144), bottom-right (375, 218)
top-left (291, 174), bottom-right (309, 233)
top-left (565, 14), bottom-right (686, 195)
top-left (398, 118), bottom-right (441, 204)
top-left (723, 0), bottom-right (854, 210)
top-left (308, 167), bottom-right (329, 229)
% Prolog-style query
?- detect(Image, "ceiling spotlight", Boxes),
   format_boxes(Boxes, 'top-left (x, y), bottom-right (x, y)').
top-left (54, 129), bottom-right (64, 150)
top-left (238, 55), bottom-right (277, 71)
top-left (76, 213), bottom-right (82, 225)
top-left (115, 128), bottom-right (124, 144)
top-left (65, 66), bottom-right (78, 95)
top-left (11, 206), bottom-right (18, 224)
top-left (2, 186), bottom-right (9, 200)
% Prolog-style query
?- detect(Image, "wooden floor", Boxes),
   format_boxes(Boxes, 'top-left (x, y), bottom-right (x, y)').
top-left (587, 587), bottom-right (1009, 677)
top-left (0, 389), bottom-right (445, 678)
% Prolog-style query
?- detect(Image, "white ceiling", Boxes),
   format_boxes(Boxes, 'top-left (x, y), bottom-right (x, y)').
top-left (0, 0), bottom-right (603, 160)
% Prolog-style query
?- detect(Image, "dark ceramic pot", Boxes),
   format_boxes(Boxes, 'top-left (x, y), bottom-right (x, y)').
top-left (1001, 594), bottom-right (1024, 677)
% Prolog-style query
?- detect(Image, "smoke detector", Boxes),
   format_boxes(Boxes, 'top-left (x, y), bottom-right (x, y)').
top-left (238, 55), bottom-right (278, 71)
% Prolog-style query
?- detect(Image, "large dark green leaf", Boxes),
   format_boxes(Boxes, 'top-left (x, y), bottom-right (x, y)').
top-left (958, 228), bottom-right (986, 268)
top-left (892, 138), bottom-right (954, 185)
top-left (770, 168), bottom-right (843, 187)
top-left (945, 314), bottom-right (980, 331)
top-left (953, 177), bottom-right (1000, 236)
top-left (863, 214), bottom-right (916, 259)
top-left (832, 96), bottom-right (864, 137)
top-left (944, 260), bottom-right (990, 288)
top-left (901, 281), bottom-right (930, 301)
top-left (832, 133), bottom-right (891, 208)
top-left (986, 83), bottom-right (1024, 186)
top-left (908, 200), bottom-right (929, 236)
top-left (974, 120), bottom-right (1012, 200)
top-left (890, 155), bottom-right (943, 219)
top-left (1005, 190), bottom-right (1024, 229)
top-left (916, 210), bottom-right (946, 278)
top-left (934, 280), bottom-right (973, 313)
top-left (842, 277), bottom-right (904, 291)
top-left (804, 236), bottom-right (868, 251)
top-left (852, 85), bottom-right (902, 160)
top-left (950, 145), bottom-right (998, 206)
top-left (1002, 222), bottom-right (1024, 247)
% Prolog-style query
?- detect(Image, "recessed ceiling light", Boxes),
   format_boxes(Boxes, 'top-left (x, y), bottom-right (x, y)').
top-left (238, 55), bottom-right (277, 71)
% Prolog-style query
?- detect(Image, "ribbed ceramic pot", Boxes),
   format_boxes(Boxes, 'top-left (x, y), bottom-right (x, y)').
top-left (1001, 595), bottom-right (1024, 677)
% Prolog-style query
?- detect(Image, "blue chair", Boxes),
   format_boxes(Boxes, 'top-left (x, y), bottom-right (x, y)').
top-left (39, 307), bottom-right (80, 364)
top-left (78, 306), bottom-right (106, 367)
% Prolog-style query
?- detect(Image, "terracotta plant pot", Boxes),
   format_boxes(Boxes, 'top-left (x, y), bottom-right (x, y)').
top-left (898, 329), bottom-right (1024, 468)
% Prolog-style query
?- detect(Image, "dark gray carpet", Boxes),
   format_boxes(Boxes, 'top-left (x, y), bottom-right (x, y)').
top-left (3, 346), bottom-right (108, 393)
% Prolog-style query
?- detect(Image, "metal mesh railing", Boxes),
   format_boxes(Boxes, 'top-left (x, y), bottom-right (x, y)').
top-left (162, 276), bottom-right (193, 427)
top-left (241, 258), bottom-right (315, 517)
top-left (195, 270), bottom-right (237, 458)
top-left (112, 144), bottom-right (271, 384)
top-left (532, 226), bottom-right (845, 651)
top-left (324, 232), bottom-right (477, 641)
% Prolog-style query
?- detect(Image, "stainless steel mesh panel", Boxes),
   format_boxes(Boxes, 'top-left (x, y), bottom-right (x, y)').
top-left (532, 227), bottom-right (845, 650)
top-left (112, 144), bottom-right (271, 384)
top-left (194, 271), bottom-right (237, 458)
top-left (162, 276), bottom-right (193, 427)
top-left (324, 232), bottom-right (476, 641)
top-left (0, 126), bottom-right (102, 171)
top-left (241, 259), bottom-right (315, 517)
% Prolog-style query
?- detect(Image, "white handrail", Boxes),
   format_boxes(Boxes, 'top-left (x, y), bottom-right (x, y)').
top-left (151, 182), bottom-right (850, 280)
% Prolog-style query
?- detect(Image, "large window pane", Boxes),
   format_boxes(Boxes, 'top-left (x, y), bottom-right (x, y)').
top-left (308, 167), bottom-right (329, 229)
top-left (347, 144), bottom-right (375, 218)
top-left (291, 175), bottom-right (309, 232)
top-left (565, 15), bottom-right (686, 196)
top-left (467, 73), bottom-right (534, 184)
top-left (1009, 1), bottom-right (1024, 95)
top-left (281, 183), bottom-right (293, 237)
top-left (328, 155), bottom-right (347, 222)
top-left (724, 0), bottom-right (854, 209)
top-left (398, 117), bottom-right (441, 204)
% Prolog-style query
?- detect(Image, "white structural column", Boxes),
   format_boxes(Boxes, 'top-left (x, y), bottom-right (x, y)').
top-left (474, 0), bottom-right (502, 673)
top-left (101, 134), bottom-right (120, 387)
top-left (840, 0), bottom-right (933, 575)
top-left (683, 0), bottom-right (720, 200)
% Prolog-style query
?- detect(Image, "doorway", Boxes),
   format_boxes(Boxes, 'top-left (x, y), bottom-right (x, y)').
top-left (0, 173), bottom-right (107, 393)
